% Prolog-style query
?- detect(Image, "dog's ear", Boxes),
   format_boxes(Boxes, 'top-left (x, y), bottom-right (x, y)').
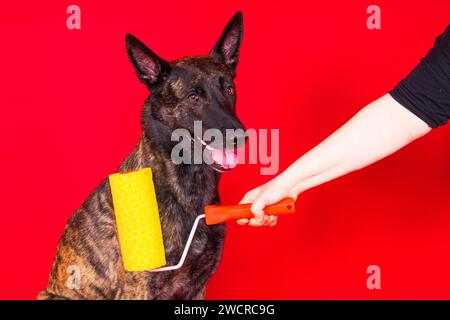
top-left (210, 12), bottom-right (243, 77)
top-left (126, 34), bottom-right (170, 88)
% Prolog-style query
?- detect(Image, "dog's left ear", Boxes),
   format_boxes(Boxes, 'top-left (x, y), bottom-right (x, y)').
top-left (126, 34), bottom-right (170, 89)
top-left (210, 12), bottom-right (243, 77)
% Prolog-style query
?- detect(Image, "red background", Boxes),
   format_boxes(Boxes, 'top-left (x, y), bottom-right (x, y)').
top-left (1, 1), bottom-right (449, 299)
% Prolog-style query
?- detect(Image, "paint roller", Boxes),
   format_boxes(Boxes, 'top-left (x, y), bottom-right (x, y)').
top-left (109, 168), bottom-right (166, 271)
top-left (109, 168), bottom-right (295, 272)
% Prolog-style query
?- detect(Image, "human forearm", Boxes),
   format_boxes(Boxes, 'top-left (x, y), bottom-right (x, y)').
top-left (284, 94), bottom-right (431, 195)
top-left (239, 94), bottom-right (431, 226)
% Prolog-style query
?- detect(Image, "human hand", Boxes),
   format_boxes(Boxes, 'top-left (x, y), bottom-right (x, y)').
top-left (237, 175), bottom-right (298, 227)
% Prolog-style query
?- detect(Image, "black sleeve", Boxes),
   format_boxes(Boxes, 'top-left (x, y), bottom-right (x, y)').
top-left (390, 25), bottom-right (450, 128)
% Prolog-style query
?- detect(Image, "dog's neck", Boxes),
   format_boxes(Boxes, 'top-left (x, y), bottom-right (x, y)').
top-left (119, 115), bottom-right (221, 214)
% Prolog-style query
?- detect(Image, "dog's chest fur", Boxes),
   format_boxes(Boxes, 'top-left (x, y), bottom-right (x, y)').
top-left (126, 134), bottom-right (226, 299)
top-left (40, 133), bottom-right (225, 300)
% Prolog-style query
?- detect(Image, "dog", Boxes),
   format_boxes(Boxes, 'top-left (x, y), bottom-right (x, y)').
top-left (38, 12), bottom-right (246, 300)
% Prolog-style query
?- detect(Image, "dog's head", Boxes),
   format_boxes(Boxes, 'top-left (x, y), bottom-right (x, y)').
top-left (126, 12), bottom-right (246, 172)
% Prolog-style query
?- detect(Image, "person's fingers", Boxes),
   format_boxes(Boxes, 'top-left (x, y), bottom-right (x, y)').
top-left (240, 215), bottom-right (277, 227)
top-left (250, 198), bottom-right (266, 223)
top-left (248, 215), bottom-right (277, 227)
top-left (267, 215), bottom-right (278, 227)
top-left (236, 218), bottom-right (249, 225)
top-left (262, 215), bottom-right (270, 226)
top-left (238, 181), bottom-right (295, 226)
top-left (248, 215), bottom-right (274, 227)
top-left (247, 217), bottom-right (266, 227)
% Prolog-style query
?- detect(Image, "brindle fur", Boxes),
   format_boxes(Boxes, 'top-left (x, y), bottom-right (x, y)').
top-left (38, 12), bottom-right (245, 300)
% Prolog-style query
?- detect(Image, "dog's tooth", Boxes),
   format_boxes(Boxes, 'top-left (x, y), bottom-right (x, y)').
top-left (197, 137), bottom-right (210, 148)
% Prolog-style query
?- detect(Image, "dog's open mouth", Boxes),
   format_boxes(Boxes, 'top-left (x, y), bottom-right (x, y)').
top-left (193, 136), bottom-right (238, 172)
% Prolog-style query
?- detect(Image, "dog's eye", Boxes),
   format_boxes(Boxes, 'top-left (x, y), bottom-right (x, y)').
top-left (226, 86), bottom-right (235, 96)
top-left (188, 93), bottom-right (199, 103)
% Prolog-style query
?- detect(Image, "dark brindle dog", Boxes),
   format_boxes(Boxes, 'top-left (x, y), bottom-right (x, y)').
top-left (38, 12), bottom-right (246, 300)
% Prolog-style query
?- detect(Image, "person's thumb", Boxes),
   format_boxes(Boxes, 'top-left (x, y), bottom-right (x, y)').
top-left (239, 188), bottom-right (259, 204)
top-left (250, 196), bottom-right (267, 223)
top-left (237, 189), bottom-right (260, 225)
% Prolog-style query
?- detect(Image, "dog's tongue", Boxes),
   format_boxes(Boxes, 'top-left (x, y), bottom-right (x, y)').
top-left (210, 147), bottom-right (238, 170)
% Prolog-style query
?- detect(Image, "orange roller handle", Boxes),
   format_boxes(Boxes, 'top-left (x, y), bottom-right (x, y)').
top-left (204, 198), bottom-right (295, 225)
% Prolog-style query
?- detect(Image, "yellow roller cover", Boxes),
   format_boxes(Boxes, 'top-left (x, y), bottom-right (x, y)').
top-left (109, 168), bottom-right (166, 271)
